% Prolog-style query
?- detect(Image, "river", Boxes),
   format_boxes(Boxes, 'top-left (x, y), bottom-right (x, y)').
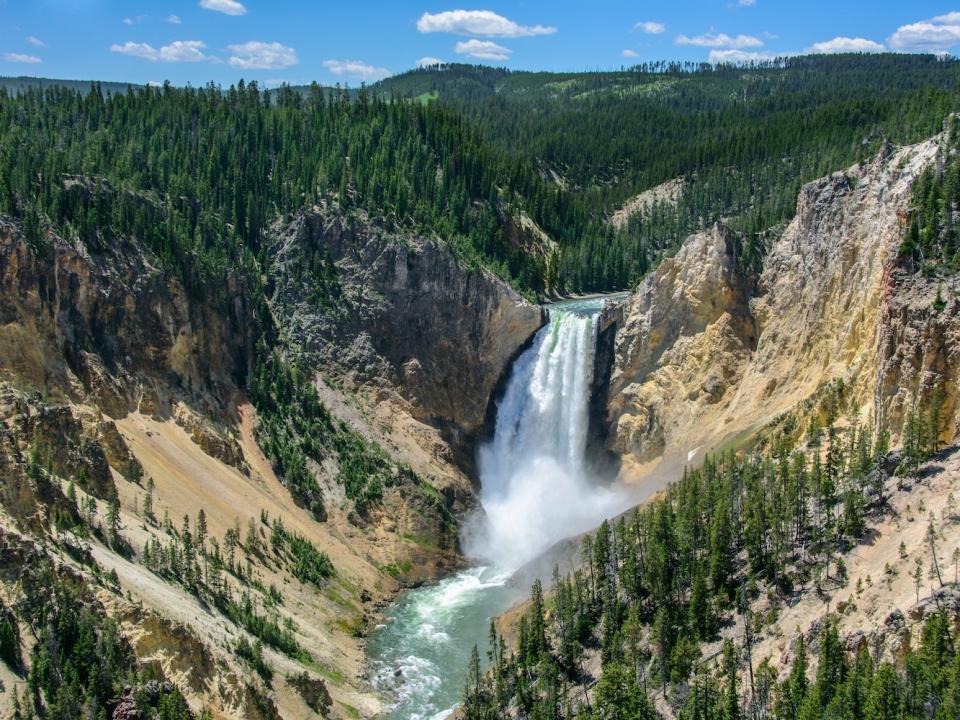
top-left (367, 296), bottom-right (631, 720)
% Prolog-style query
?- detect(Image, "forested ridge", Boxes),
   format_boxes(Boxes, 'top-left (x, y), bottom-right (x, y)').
top-left (2, 54), bottom-right (959, 296)
top-left (370, 54), bottom-right (960, 290)
top-left (460, 385), bottom-right (960, 720)
top-left (0, 80), bottom-right (554, 297)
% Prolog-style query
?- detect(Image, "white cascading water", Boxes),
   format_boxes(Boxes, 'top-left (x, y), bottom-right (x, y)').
top-left (466, 307), bottom-right (625, 571)
top-left (369, 298), bottom-right (631, 720)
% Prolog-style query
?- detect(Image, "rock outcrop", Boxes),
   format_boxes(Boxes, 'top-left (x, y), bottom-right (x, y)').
top-left (605, 223), bottom-right (757, 466)
top-left (875, 266), bottom-right (960, 441)
top-left (609, 177), bottom-right (684, 230)
top-left (0, 218), bottom-right (254, 422)
top-left (603, 136), bottom-right (948, 475)
top-left (268, 202), bottom-right (544, 447)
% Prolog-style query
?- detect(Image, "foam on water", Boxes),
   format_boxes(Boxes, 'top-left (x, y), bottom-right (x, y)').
top-left (368, 566), bottom-right (522, 720)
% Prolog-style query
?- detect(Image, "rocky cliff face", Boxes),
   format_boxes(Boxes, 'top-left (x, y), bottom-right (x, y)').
top-left (603, 136), bottom-right (948, 476)
top-left (604, 223), bottom-right (757, 467)
top-left (0, 205), bottom-right (542, 718)
top-left (268, 202), bottom-right (544, 451)
top-left (0, 218), bottom-right (253, 422)
top-left (875, 265), bottom-right (960, 440)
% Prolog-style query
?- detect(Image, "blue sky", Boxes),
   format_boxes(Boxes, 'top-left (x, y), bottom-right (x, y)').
top-left (1, 1), bottom-right (959, 86)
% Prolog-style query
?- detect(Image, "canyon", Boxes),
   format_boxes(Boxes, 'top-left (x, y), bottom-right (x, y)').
top-left (0, 106), bottom-right (959, 720)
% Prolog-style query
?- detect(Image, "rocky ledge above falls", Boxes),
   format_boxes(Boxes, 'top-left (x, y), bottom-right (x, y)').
top-left (601, 222), bottom-right (758, 468)
top-left (267, 202), bottom-right (545, 455)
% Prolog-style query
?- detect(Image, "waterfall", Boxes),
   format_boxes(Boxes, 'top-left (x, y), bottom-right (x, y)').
top-left (370, 298), bottom-right (630, 720)
top-left (465, 306), bottom-right (624, 572)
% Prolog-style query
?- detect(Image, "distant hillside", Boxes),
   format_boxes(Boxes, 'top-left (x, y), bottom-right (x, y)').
top-left (0, 75), bottom-right (141, 96)
top-left (369, 54), bottom-right (960, 290)
top-left (5, 53), bottom-right (960, 294)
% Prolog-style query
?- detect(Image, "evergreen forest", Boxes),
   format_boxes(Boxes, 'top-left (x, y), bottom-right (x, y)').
top-left (2, 54), bottom-right (960, 297)
top-left (460, 386), bottom-right (959, 720)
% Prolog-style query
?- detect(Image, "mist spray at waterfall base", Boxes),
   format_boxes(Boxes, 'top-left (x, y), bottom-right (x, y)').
top-left (368, 297), bottom-right (634, 720)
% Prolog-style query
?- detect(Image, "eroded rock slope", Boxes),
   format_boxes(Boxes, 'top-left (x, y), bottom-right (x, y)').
top-left (604, 136), bottom-right (956, 477)
top-left (0, 202), bottom-right (542, 719)
top-left (268, 202), bottom-right (544, 450)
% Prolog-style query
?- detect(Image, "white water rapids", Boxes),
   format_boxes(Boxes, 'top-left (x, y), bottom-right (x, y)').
top-left (368, 297), bottom-right (632, 720)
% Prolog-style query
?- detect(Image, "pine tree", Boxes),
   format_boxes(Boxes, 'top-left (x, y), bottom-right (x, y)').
top-left (529, 579), bottom-right (549, 661)
top-left (865, 664), bottom-right (900, 720)
top-left (653, 606), bottom-right (672, 694)
top-left (142, 477), bottom-right (155, 522)
top-left (812, 617), bottom-right (846, 711)
top-left (721, 639), bottom-right (740, 720)
top-left (689, 569), bottom-right (714, 640)
top-left (462, 644), bottom-right (489, 720)
top-left (913, 559), bottom-right (925, 604)
top-left (595, 661), bottom-right (657, 720)
top-left (927, 514), bottom-right (945, 588)
top-left (11, 687), bottom-right (23, 720)
top-left (775, 635), bottom-right (808, 720)
top-left (196, 509), bottom-right (208, 556)
top-left (85, 496), bottom-right (97, 528)
top-left (709, 492), bottom-right (734, 600)
top-left (107, 496), bottom-right (122, 543)
top-left (246, 517), bottom-right (261, 555)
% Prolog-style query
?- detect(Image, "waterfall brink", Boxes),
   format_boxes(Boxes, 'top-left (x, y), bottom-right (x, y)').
top-left (466, 306), bottom-right (624, 572)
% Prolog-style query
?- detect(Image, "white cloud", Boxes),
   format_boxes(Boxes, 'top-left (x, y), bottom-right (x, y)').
top-left (417, 56), bottom-right (445, 67)
top-left (26, 36), bottom-right (45, 47)
top-left (454, 38), bottom-right (512, 61)
top-left (808, 36), bottom-right (885, 54)
top-left (417, 10), bottom-right (555, 37)
top-left (889, 16), bottom-right (960, 51)
top-left (622, 49), bottom-right (639, 58)
top-left (677, 32), bottom-right (763, 49)
top-left (228, 41), bottom-right (298, 69)
top-left (199, 0), bottom-right (247, 17)
top-left (110, 40), bottom-right (212, 63)
top-left (739, 0), bottom-right (757, 6)
top-left (633, 21), bottom-right (665, 35)
top-left (3, 52), bottom-right (41, 64)
top-left (322, 59), bottom-right (391, 81)
top-left (708, 49), bottom-right (775, 63)
top-left (167, 14), bottom-right (182, 24)
top-left (123, 17), bottom-right (134, 26)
